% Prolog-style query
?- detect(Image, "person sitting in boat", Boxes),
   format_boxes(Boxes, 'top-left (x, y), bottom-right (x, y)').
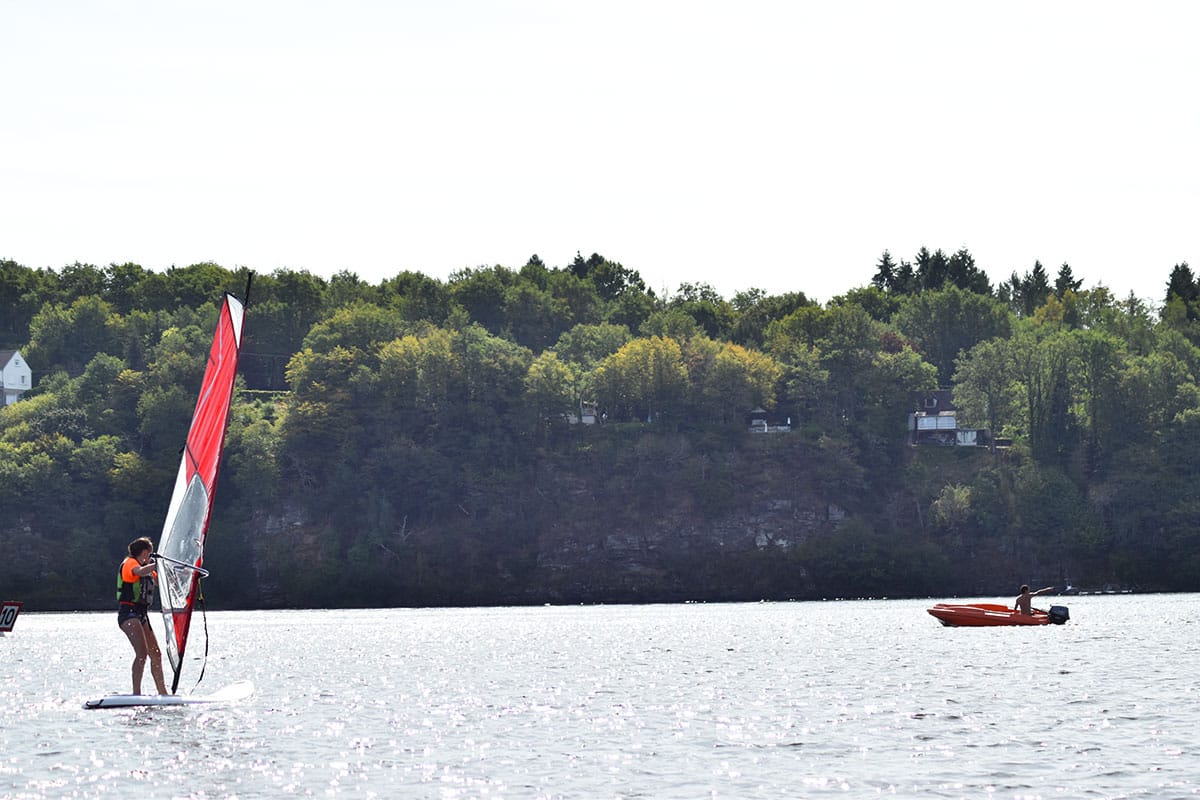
top-left (117, 536), bottom-right (169, 695)
top-left (1014, 584), bottom-right (1056, 615)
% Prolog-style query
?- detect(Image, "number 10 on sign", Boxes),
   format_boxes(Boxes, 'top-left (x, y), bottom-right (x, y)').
top-left (0, 601), bottom-right (23, 633)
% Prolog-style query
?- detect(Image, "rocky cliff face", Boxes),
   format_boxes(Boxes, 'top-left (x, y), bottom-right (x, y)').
top-left (0, 429), bottom-right (1133, 611)
top-left (242, 428), bottom-right (1103, 608)
top-left (252, 432), bottom-right (860, 607)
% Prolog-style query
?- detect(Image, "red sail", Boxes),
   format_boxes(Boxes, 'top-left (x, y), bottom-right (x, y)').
top-left (157, 293), bottom-right (245, 693)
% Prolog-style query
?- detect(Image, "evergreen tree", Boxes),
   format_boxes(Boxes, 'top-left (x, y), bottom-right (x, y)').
top-left (871, 250), bottom-right (897, 291)
top-left (914, 247), bottom-right (950, 291)
top-left (1004, 261), bottom-right (1053, 317)
top-left (1054, 262), bottom-right (1083, 298)
top-left (945, 247), bottom-right (992, 295)
top-left (1164, 262), bottom-right (1198, 323)
top-left (1165, 262), bottom-right (1198, 304)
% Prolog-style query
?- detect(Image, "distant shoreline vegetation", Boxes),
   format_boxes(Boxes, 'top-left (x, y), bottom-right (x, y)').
top-left (2, 252), bottom-right (1198, 609)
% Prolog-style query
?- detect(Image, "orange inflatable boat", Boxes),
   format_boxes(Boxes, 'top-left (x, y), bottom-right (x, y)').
top-left (927, 602), bottom-right (1069, 627)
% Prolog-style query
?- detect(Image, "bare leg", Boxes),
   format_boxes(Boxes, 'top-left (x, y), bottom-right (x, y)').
top-left (141, 620), bottom-right (169, 694)
top-left (120, 618), bottom-right (149, 694)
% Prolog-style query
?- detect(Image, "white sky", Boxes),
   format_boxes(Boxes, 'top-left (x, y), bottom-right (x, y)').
top-left (2, 1), bottom-right (1196, 305)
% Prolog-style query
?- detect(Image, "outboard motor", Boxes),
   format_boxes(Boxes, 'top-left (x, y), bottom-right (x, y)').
top-left (1048, 605), bottom-right (1070, 625)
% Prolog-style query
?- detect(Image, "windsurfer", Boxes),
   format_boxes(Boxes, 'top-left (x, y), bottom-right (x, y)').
top-left (117, 537), bottom-right (168, 695)
top-left (1014, 584), bottom-right (1056, 615)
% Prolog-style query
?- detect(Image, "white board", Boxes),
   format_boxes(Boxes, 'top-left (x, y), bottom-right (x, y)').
top-left (83, 680), bottom-right (254, 709)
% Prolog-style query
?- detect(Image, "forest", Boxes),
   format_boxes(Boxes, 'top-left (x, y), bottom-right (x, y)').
top-left (2, 248), bottom-right (1199, 610)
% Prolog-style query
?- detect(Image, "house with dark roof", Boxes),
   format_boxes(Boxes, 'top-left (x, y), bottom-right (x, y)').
top-left (908, 389), bottom-right (991, 447)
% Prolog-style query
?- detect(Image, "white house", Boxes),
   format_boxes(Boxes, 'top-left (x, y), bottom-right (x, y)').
top-left (566, 400), bottom-right (599, 425)
top-left (1, 350), bottom-right (31, 406)
top-left (908, 389), bottom-right (991, 447)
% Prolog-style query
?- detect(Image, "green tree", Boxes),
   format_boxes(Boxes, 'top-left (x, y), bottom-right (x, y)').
top-left (914, 247), bottom-right (948, 290)
top-left (728, 289), bottom-right (813, 347)
top-left (871, 250), bottom-right (898, 292)
top-left (591, 258), bottom-right (648, 301)
top-left (686, 338), bottom-right (783, 423)
top-left (72, 353), bottom-right (130, 437)
top-left (669, 282), bottom-right (734, 339)
top-left (639, 308), bottom-right (703, 341)
top-left (163, 262), bottom-right (238, 309)
top-left (858, 347), bottom-right (938, 462)
top-left (944, 247), bottom-right (992, 294)
top-left (1162, 262), bottom-right (1200, 345)
top-left (327, 270), bottom-right (379, 308)
top-left (592, 336), bottom-right (688, 423)
top-left (54, 262), bottom-right (107, 303)
top-left (282, 344), bottom-right (377, 502)
top-left (1126, 349), bottom-right (1200, 441)
top-left (552, 323), bottom-right (631, 370)
top-left (103, 262), bottom-right (152, 314)
top-left (382, 270), bottom-right (451, 324)
top-left (450, 323), bottom-right (534, 435)
top-left (1054, 262), bottom-right (1083, 299)
top-left (571, 252), bottom-right (648, 302)
top-left (524, 351), bottom-right (579, 429)
top-left (504, 281), bottom-right (571, 352)
top-left (1069, 328), bottom-right (1128, 476)
top-left (302, 302), bottom-right (410, 365)
top-left (813, 303), bottom-right (882, 428)
top-left (0, 259), bottom-right (48, 346)
top-left (246, 268), bottom-right (329, 389)
top-left (931, 483), bottom-right (972, 540)
top-left (224, 401), bottom-right (282, 508)
top-left (449, 266), bottom-right (515, 333)
top-left (1001, 261), bottom-right (1053, 317)
top-left (605, 290), bottom-right (658, 333)
top-left (25, 295), bottom-right (124, 376)
top-left (894, 285), bottom-right (1013, 385)
top-left (1010, 324), bottom-right (1077, 464)
top-left (764, 305), bottom-right (830, 351)
top-left (762, 308), bottom-right (832, 420)
top-left (953, 337), bottom-right (1021, 446)
top-left (1164, 262), bottom-right (1198, 310)
top-left (377, 331), bottom-right (453, 428)
top-left (545, 269), bottom-right (603, 329)
top-left (828, 286), bottom-right (899, 324)
top-left (1083, 290), bottom-right (1157, 356)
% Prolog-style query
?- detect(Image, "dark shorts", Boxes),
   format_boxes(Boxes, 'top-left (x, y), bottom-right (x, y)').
top-left (117, 604), bottom-right (149, 627)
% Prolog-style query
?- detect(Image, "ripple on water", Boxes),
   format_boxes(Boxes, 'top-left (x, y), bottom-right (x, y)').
top-left (2, 597), bottom-right (1199, 797)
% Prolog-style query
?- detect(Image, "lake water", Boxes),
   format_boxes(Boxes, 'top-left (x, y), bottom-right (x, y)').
top-left (1, 595), bottom-right (1197, 798)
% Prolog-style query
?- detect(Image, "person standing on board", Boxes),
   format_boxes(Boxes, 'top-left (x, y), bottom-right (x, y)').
top-left (117, 537), bottom-right (168, 695)
top-left (1014, 584), bottom-right (1056, 615)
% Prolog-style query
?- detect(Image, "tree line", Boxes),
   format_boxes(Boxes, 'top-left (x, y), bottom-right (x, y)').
top-left (2, 250), bottom-right (1198, 608)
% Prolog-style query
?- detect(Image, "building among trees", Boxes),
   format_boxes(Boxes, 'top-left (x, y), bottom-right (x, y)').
top-left (909, 389), bottom-right (990, 447)
top-left (0, 350), bottom-right (31, 406)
